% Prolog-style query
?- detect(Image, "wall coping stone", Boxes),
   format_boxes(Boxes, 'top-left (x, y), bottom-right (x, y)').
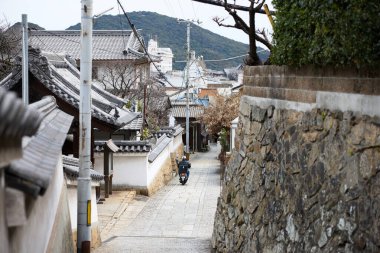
top-left (243, 65), bottom-right (380, 117)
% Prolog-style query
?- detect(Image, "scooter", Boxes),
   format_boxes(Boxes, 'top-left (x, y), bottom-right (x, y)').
top-left (179, 168), bottom-right (188, 185)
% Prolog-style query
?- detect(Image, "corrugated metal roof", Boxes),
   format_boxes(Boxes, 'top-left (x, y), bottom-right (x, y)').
top-left (171, 105), bottom-right (204, 118)
top-left (5, 96), bottom-right (73, 197)
top-left (29, 30), bottom-right (146, 61)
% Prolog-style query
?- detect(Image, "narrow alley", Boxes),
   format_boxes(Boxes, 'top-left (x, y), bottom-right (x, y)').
top-left (95, 143), bottom-right (221, 253)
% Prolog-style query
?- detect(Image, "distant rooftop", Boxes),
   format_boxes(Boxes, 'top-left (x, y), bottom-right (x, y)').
top-left (29, 30), bottom-right (154, 62)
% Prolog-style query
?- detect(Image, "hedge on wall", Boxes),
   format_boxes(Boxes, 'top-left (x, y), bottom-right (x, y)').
top-left (271, 0), bottom-right (380, 68)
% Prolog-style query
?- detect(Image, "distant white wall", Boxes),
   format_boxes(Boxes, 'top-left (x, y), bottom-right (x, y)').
top-left (93, 132), bottom-right (183, 192)
top-left (110, 153), bottom-right (149, 188)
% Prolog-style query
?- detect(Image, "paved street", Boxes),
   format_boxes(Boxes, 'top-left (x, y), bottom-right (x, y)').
top-left (95, 143), bottom-right (221, 253)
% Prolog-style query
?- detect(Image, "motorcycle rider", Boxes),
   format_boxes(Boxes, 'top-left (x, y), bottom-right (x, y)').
top-left (177, 155), bottom-right (191, 179)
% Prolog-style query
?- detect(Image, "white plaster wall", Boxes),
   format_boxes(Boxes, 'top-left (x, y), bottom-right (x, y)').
top-left (112, 153), bottom-right (148, 187)
top-left (93, 153), bottom-right (104, 176)
top-left (173, 134), bottom-right (183, 154)
top-left (242, 96), bottom-right (316, 113)
top-left (148, 144), bottom-right (171, 187)
top-left (10, 157), bottom-right (64, 253)
top-left (243, 92), bottom-right (380, 117)
top-left (66, 183), bottom-right (99, 233)
top-left (317, 91), bottom-right (380, 117)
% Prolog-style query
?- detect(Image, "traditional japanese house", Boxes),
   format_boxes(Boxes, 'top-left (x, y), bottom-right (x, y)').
top-left (29, 29), bottom-right (156, 90)
top-left (169, 100), bottom-right (207, 152)
top-left (0, 48), bottom-right (139, 163)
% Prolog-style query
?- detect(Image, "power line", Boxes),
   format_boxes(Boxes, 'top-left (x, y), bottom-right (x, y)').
top-left (117, 4), bottom-right (127, 50)
top-left (176, 0), bottom-right (186, 17)
top-left (190, 0), bottom-right (199, 21)
top-left (175, 49), bottom-right (267, 63)
top-left (116, 0), bottom-right (176, 88)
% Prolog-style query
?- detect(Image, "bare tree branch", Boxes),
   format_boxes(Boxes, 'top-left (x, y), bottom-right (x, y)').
top-left (205, 0), bottom-right (272, 65)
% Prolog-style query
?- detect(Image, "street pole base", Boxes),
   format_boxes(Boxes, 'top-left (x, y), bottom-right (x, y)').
top-left (80, 241), bottom-right (91, 253)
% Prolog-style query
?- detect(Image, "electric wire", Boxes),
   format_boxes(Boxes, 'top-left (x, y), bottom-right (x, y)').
top-left (175, 49), bottom-right (267, 63)
top-left (116, 0), bottom-right (176, 88)
top-left (190, 0), bottom-right (199, 21)
top-left (118, 4), bottom-right (127, 50)
top-left (176, 0), bottom-right (186, 17)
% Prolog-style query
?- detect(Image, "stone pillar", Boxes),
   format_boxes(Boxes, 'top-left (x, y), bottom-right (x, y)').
top-left (230, 117), bottom-right (239, 152)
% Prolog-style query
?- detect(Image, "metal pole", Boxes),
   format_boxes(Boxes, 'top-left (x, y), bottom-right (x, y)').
top-left (185, 22), bottom-right (190, 155)
top-left (22, 14), bottom-right (28, 105)
top-left (78, 0), bottom-right (93, 252)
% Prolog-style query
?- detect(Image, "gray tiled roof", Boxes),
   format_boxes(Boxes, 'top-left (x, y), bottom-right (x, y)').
top-left (94, 140), bottom-right (151, 153)
top-left (154, 125), bottom-right (184, 138)
top-left (5, 96), bottom-right (73, 197)
top-left (29, 30), bottom-right (147, 61)
top-left (62, 155), bottom-right (104, 181)
top-left (0, 48), bottom-right (138, 128)
top-left (173, 125), bottom-right (184, 136)
top-left (0, 88), bottom-right (42, 168)
top-left (171, 105), bottom-right (204, 118)
top-left (92, 139), bottom-right (119, 153)
top-left (120, 115), bottom-right (143, 130)
top-left (148, 135), bottom-right (171, 163)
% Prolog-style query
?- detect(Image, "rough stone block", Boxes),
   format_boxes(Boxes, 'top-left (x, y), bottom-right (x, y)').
top-left (251, 106), bottom-right (267, 122)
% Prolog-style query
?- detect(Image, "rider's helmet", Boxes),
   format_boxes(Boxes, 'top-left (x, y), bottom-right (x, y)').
top-left (182, 155), bottom-right (186, 160)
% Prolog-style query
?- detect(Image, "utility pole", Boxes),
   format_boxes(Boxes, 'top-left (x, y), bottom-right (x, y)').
top-left (78, 0), bottom-right (93, 252)
top-left (178, 19), bottom-right (193, 156)
top-left (21, 14), bottom-right (28, 105)
top-left (185, 22), bottom-right (190, 156)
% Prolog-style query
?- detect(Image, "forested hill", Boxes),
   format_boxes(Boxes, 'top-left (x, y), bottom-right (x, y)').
top-left (67, 11), bottom-right (269, 70)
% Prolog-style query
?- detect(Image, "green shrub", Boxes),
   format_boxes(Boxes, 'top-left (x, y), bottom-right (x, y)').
top-left (271, 0), bottom-right (380, 68)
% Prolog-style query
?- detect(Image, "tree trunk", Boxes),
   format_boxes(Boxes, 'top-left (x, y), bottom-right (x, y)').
top-left (246, 8), bottom-right (261, 65)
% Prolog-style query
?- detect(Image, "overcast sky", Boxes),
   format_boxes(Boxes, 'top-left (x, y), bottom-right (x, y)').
top-left (0, 0), bottom-right (273, 45)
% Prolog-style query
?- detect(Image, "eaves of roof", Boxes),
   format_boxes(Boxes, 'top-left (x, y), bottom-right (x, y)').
top-left (171, 105), bottom-right (204, 118)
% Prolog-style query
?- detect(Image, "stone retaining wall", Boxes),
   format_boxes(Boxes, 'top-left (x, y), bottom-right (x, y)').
top-left (212, 66), bottom-right (380, 253)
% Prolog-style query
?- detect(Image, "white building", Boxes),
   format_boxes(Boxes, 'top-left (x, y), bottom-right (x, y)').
top-left (148, 38), bottom-right (173, 73)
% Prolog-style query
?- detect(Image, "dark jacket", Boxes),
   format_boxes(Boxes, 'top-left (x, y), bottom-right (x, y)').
top-left (178, 159), bottom-right (191, 174)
